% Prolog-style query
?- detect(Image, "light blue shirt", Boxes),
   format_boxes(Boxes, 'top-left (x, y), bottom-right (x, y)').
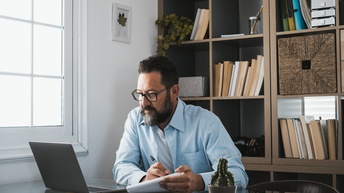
top-left (113, 98), bottom-right (248, 189)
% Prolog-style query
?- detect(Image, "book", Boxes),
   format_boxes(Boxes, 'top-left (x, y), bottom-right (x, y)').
top-left (294, 118), bottom-right (307, 159)
top-left (242, 63), bottom-right (253, 96)
top-left (286, 118), bottom-right (300, 158)
top-left (292, 0), bottom-right (307, 30)
top-left (309, 120), bottom-right (327, 160)
top-left (234, 61), bottom-right (249, 96)
top-left (243, 59), bottom-right (256, 96)
top-left (280, 119), bottom-right (293, 158)
top-left (319, 119), bottom-right (329, 159)
top-left (213, 62), bottom-right (224, 97)
top-left (221, 61), bottom-right (233, 97)
top-left (190, 8), bottom-right (202, 40)
top-left (229, 61), bottom-right (240, 96)
top-left (249, 55), bottom-right (262, 96)
top-left (299, 115), bottom-right (315, 159)
top-left (254, 55), bottom-right (264, 96)
top-left (327, 119), bottom-right (337, 160)
top-left (280, 0), bottom-right (289, 31)
top-left (194, 9), bottom-right (209, 40)
top-left (220, 33), bottom-right (244, 38)
top-left (286, 0), bottom-right (296, 31)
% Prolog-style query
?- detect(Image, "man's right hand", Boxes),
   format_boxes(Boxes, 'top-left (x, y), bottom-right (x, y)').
top-left (140, 162), bottom-right (170, 182)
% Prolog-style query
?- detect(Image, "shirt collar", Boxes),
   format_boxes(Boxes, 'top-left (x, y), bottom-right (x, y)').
top-left (168, 98), bottom-right (185, 132)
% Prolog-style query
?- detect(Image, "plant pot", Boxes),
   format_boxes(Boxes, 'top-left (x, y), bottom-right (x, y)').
top-left (208, 185), bottom-right (237, 193)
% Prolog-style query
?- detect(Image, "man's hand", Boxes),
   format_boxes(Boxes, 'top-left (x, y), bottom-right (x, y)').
top-left (159, 165), bottom-right (205, 193)
top-left (140, 162), bottom-right (170, 182)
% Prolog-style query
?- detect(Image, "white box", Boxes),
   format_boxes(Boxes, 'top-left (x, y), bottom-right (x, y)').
top-left (178, 76), bottom-right (208, 97)
top-left (311, 0), bottom-right (335, 9)
top-left (311, 17), bottom-right (335, 27)
top-left (311, 8), bottom-right (335, 18)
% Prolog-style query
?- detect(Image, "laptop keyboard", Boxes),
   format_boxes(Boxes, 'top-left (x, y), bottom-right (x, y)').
top-left (88, 186), bottom-right (108, 192)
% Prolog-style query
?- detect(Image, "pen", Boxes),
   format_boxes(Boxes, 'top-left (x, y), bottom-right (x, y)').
top-left (150, 155), bottom-right (157, 163)
top-left (250, 5), bottom-right (263, 34)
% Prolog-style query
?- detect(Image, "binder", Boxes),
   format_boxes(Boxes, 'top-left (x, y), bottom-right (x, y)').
top-left (292, 0), bottom-right (307, 30)
top-left (280, 0), bottom-right (289, 31)
top-left (286, 0), bottom-right (296, 30)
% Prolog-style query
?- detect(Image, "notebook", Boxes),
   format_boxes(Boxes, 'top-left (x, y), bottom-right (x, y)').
top-left (29, 141), bottom-right (127, 193)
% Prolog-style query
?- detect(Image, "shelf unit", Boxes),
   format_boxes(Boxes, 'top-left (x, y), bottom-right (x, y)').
top-left (158, 0), bottom-right (343, 191)
top-left (269, 0), bottom-right (344, 191)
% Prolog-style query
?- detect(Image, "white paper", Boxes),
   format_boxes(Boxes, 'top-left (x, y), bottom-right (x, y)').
top-left (126, 173), bottom-right (181, 193)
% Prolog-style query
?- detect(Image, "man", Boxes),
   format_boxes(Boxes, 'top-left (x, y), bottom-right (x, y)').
top-left (113, 55), bottom-right (248, 192)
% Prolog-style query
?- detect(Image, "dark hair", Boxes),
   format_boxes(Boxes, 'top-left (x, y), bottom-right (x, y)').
top-left (138, 55), bottom-right (179, 88)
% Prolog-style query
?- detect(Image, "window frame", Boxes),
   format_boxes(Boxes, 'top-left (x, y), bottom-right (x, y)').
top-left (0, 0), bottom-right (88, 163)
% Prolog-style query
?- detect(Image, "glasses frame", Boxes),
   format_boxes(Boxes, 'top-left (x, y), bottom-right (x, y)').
top-left (131, 88), bottom-right (168, 102)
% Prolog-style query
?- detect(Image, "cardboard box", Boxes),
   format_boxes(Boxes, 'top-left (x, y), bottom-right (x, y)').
top-left (178, 76), bottom-right (209, 97)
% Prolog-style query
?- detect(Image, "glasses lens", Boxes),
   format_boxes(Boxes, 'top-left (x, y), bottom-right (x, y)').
top-left (132, 92), bottom-right (142, 101)
top-left (146, 93), bottom-right (157, 102)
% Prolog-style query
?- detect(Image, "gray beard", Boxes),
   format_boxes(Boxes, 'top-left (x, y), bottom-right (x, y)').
top-left (141, 94), bottom-right (173, 126)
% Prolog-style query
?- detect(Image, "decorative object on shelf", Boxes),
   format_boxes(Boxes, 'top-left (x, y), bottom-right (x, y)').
top-left (112, 3), bottom-right (132, 43)
top-left (208, 158), bottom-right (236, 193)
top-left (278, 33), bottom-right (336, 95)
top-left (179, 76), bottom-right (209, 97)
top-left (235, 135), bottom-right (265, 157)
top-left (155, 14), bottom-right (193, 56)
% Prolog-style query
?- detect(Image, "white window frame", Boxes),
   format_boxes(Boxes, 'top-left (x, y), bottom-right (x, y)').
top-left (0, 0), bottom-right (88, 163)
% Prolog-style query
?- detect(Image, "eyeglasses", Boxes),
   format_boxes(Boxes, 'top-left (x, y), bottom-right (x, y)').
top-left (131, 88), bottom-right (168, 102)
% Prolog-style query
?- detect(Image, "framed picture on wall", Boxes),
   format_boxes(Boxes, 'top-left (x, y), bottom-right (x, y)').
top-left (112, 3), bottom-right (132, 43)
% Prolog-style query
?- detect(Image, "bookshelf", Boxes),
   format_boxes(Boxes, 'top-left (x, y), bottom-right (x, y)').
top-left (158, 0), bottom-right (344, 191)
top-left (270, 0), bottom-right (344, 191)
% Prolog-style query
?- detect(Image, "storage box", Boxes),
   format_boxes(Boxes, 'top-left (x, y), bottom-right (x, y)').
top-left (311, 17), bottom-right (335, 27)
top-left (178, 76), bottom-right (209, 97)
top-left (311, 0), bottom-right (335, 9)
top-left (278, 33), bottom-right (337, 95)
top-left (311, 8), bottom-right (335, 18)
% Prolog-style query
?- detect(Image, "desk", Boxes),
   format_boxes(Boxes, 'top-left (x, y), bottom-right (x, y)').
top-left (0, 180), bottom-right (271, 193)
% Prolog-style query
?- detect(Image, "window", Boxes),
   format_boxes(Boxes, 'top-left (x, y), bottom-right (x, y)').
top-left (0, 0), bottom-right (87, 161)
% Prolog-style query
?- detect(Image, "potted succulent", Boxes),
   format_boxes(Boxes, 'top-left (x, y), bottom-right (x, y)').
top-left (155, 14), bottom-right (193, 56)
top-left (209, 158), bottom-right (237, 193)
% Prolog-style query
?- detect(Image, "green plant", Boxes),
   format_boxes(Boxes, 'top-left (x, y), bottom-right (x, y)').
top-left (155, 14), bottom-right (193, 56)
top-left (210, 158), bottom-right (235, 187)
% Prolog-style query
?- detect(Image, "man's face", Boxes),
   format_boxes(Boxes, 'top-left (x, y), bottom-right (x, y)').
top-left (137, 72), bottom-right (174, 126)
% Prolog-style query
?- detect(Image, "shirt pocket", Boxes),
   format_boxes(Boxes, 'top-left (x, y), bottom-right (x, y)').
top-left (181, 151), bottom-right (210, 173)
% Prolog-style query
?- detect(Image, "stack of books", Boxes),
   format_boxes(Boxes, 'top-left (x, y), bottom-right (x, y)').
top-left (190, 8), bottom-right (209, 40)
top-left (213, 55), bottom-right (264, 97)
top-left (279, 116), bottom-right (337, 160)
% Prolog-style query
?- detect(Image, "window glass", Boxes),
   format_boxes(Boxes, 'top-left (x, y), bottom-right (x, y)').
top-left (0, 19), bottom-right (31, 74)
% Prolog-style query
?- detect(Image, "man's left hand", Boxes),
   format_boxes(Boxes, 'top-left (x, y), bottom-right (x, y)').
top-left (159, 165), bottom-right (205, 193)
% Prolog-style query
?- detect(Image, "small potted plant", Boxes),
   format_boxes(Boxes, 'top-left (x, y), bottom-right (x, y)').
top-left (209, 158), bottom-right (237, 193)
top-left (155, 14), bottom-right (193, 56)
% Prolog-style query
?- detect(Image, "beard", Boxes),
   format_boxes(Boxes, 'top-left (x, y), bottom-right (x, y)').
top-left (140, 93), bottom-right (173, 126)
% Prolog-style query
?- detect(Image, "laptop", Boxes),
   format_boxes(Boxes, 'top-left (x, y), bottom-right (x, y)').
top-left (29, 141), bottom-right (127, 193)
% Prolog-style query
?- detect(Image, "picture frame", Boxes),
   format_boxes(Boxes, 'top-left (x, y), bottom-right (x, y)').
top-left (112, 3), bottom-right (132, 43)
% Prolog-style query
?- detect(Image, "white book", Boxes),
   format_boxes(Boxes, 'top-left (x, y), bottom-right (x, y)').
top-left (229, 61), bottom-right (240, 96)
top-left (190, 8), bottom-right (201, 40)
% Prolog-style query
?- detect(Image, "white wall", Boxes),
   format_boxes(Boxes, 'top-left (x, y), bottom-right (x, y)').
top-left (0, 0), bottom-right (157, 184)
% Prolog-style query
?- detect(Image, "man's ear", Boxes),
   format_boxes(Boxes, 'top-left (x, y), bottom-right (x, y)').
top-left (171, 84), bottom-right (179, 97)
